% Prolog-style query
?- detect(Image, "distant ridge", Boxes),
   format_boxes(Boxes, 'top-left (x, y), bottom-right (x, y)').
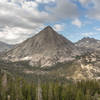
top-left (75, 37), bottom-right (100, 51)
top-left (0, 41), bottom-right (14, 52)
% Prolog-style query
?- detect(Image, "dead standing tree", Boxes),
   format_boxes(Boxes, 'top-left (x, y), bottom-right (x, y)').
top-left (37, 77), bottom-right (43, 100)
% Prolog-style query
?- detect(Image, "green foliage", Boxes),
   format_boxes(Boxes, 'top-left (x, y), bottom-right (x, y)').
top-left (0, 71), bottom-right (100, 100)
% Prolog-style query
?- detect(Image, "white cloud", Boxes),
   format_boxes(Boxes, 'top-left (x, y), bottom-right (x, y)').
top-left (76, 0), bottom-right (100, 21)
top-left (0, 0), bottom-right (49, 27)
top-left (78, 0), bottom-right (91, 6)
top-left (0, 26), bottom-right (31, 44)
top-left (0, 0), bottom-right (48, 43)
top-left (86, 0), bottom-right (100, 20)
top-left (0, 0), bottom-right (79, 44)
top-left (95, 28), bottom-right (100, 31)
top-left (53, 24), bottom-right (65, 31)
top-left (0, 25), bottom-right (45, 44)
top-left (72, 19), bottom-right (82, 28)
top-left (82, 32), bottom-right (98, 37)
top-left (46, 0), bottom-right (79, 20)
top-left (36, 0), bottom-right (55, 3)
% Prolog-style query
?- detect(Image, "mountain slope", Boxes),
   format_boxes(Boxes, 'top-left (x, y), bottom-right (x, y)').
top-left (0, 41), bottom-right (14, 52)
top-left (1, 51), bottom-right (100, 80)
top-left (3, 26), bottom-right (79, 67)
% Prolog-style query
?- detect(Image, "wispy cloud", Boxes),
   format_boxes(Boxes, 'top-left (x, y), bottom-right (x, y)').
top-left (72, 19), bottom-right (82, 28)
top-left (35, 0), bottom-right (55, 4)
top-left (95, 27), bottom-right (100, 31)
top-left (53, 24), bottom-right (65, 31)
top-left (82, 32), bottom-right (98, 37)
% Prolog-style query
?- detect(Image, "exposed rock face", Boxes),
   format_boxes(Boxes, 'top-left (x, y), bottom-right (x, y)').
top-left (75, 37), bottom-right (100, 51)
top-left (70, 52), bottom-right (100, 80)
top-left (3, 26), bottom-right (79, 67)
top-left (0, 41), bottom-right (14, 52)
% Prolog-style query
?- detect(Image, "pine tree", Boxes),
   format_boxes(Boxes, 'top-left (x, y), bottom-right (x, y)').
top-left (75, 90), bottom-right (85, 100)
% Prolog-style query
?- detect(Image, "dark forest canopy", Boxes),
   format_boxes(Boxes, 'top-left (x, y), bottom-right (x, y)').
top-left (0, 70), bottom-right (100, 100)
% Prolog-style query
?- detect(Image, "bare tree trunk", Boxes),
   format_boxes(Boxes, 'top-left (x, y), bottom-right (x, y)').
top-left (8, 95), bottom-right (10, 100)
top-left (37, 79), bottom-right (42, 100)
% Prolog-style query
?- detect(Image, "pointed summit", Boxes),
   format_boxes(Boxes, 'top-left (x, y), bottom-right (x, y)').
top-left (38, 25), bottom-right (56, 36)
top-left (40, 26), bottom-right (54, 33)
top-left (4, 26), bottom-right (79, 67)
top-left (44, 26), bottom-right (53, 30)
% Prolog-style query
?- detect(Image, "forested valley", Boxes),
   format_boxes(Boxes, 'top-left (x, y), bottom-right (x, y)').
top-left (0, 69), bottom-right (100, 100)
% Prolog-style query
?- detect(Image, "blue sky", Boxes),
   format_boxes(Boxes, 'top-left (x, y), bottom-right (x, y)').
top-left (0, 0), bottom-right (100, 44)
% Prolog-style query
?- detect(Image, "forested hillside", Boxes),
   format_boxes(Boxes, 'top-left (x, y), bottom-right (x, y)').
top-left (0, 69), bottom-right (100, 100)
